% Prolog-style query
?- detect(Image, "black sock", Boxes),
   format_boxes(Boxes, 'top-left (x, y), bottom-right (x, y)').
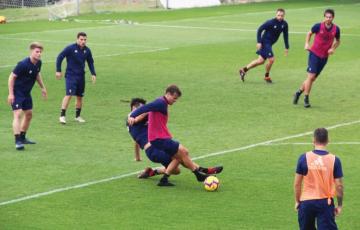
top-left (304, 95), bottom-right (309, 103)
top-left (198, 167), bottom-right (208, 173)
top-left (76, 108), bottom-right (81, 118)
top-left (265, 72), bottom-right (270, 77)
top-left (154, 169), bottom-right (159, 175)
top-left (15, 134), bottom-right (21, 143)
top-left (244, 67), bottom-right (248, 72)
top-left (20, 131), bottom-right (26, 140)
top-left (297, 89), bottom-right (303, 95)
top-left (61, 109), bottom-right (66, 117)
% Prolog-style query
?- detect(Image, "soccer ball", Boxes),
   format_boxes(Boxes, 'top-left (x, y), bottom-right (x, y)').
top-left (204, 176), bottom-right (220, 191)
top-left (0, 16), bottom-right (6, 24)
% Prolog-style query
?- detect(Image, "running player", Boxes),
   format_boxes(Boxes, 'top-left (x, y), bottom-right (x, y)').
top-left (293, 9), bottom-right (340, 108)
top-left (239, 8), bottom-right (289, 83)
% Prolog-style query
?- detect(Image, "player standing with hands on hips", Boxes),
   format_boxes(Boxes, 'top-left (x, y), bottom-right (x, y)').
top-left (8, 42), bottom-right (47, 150)
top-left (56, 32), bottom-right (96, 124)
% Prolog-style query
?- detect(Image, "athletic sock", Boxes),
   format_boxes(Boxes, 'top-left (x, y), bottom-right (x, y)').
top-left (75, 108), bottom-right (81, 118)
top-left (20, 131), bottom-right (26, 141)
top-left (265, 72), bottom-right (270, 77)
top-left (304, 95), bottom-right (309, 103)
top-left (243, 67), bottom-right (248, 72)
top-left (193, 168), bottom-right (207, 182)
top-left (61, 109), bottom-right (66, 117)
top-left (15, 134), bottom-right (21, 143)
top-left (297, 89), bottom-right (303, 95)
top-left (154, 169), bottom-right (159, 175)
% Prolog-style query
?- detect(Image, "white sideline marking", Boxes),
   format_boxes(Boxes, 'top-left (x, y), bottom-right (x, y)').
top-left (0, 37), bottom-right (165, 49)
top-left (0, 48), bottom-right (169, 69)
top-left (1, 119), bottom-right (359, 207)
top-left (264, 142), bottom-right (360, 146)
top-left (136, 23), bottom-right (360, 37)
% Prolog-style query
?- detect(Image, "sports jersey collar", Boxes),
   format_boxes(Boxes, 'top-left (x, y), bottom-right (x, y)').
top-left (313, 149), bottom-right (329, 155)
top-left (162, 96), bottom-right (170, 104)
top-left (322, 22), bottom-right (334, 31)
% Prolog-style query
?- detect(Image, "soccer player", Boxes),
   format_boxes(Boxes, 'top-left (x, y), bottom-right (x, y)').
top-left (294, 128), bottom-right (344, 230)
top-left (127, 98), bottom-right (181, 179)
top-left (56, 32), bottom-right (96, 124)
top-left (128, 86), bottom-right (223, 186)
top-left (293, 9), bottom-right (340, 108)
top-left (239, 8), bottom-right (289, 83)
top-left (7, 42), bottom-right (47, 150)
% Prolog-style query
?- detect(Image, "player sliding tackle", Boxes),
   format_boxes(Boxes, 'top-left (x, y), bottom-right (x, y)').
top-left (128, 85), bottom-right (223, 186)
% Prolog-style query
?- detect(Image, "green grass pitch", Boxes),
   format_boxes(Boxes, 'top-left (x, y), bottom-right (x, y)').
top-left (1, 0), bottom-right (360, 229)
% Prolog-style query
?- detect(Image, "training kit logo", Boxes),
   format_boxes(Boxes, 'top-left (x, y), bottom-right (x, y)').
top-left (29, 70), bottom-right (32, 74)
top-left (309, 157), bottom-right (327, 171)
top-left (75, 50), bottom-right (78, 53)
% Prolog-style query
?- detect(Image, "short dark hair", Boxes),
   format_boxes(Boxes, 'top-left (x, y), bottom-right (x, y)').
top-left (324, 9), bottom-right (335, 17)
top-left (314, 128), bottom-right (328, 144)
top-left (277, 8), bottom-right (285, 13)
top-left (130, 98), bottom-right (146, 109)
top-left (30, 42), bottom-right (43, 50)
top-left (165, 84), bottom-right (182, 97)
top-left (77, 32), bottom-right (87, 38)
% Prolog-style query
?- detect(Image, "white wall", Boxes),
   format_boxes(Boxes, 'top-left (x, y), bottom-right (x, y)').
top-left (160, 0), bottom-right (221, 9)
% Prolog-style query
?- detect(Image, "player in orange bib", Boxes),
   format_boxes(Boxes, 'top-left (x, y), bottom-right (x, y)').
top-left (293, 128), bottom-right (344, 230)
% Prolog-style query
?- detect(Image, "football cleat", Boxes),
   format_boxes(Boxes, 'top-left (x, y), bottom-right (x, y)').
top-left (157, 177), bottom-right (175, 186)
top-left (22, 138), bottom-right (36, 144)
top-left (75, 116), bottom-right (86, 123)
top-left (138, 167), bottom-right (155, 179)
top-left (59, 116), bottom-right (66, 124)
top-left (206, 166), bottom-right (224, 175)
top-left (15, 141), bottom-right (25, 150)
top-left (264, 76), bottom-right (273, 83)
top-left (239, 68), bottom-right (246, 82)
top-left (293, 92), bottom-right (301, 105)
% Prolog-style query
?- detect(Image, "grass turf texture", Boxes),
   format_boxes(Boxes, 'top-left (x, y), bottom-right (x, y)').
top-left (1, 0), bottom-right (360, 229)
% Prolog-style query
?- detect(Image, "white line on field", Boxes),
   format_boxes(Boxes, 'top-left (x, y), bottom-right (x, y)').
top-left (263, 142), bottom-right (360, 146)
top-left (0, 47), bottom-right (169, 69)
top-left (1, 119), bottom-right (359, 207)
top-left (0, 37), bottom-right (164, 49)
top-left (1, 3), bottom-right (357, 37)
top-left (135, 23), bottom-right (360, 37)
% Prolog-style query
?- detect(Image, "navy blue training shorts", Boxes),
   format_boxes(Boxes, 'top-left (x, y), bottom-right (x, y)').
top-left (65, 76), bottom-right (85, 97)
top-left (12, 95), bottom-right (32, 111)
top-left (150, 138), bottom-right (180, 157)
top-left (307, 51), bottom-right (328, 77)
top-left (256, 43), bottom-right (274, 60)
top-left (145, 146), bottom-right (172, 167)
top-left (298, 199), bottom-right (338, 230)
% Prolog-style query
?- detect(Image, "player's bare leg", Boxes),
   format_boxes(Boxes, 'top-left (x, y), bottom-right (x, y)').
top-left (13, 110), bottom-right (24, 150)
top-left (264, 57), bottom-right (275, 83)
top-left (20, 109), bottom-right (36, 144)
top-left (302, 73), bottom-right (317, 108)
top-left (75, 96), bottom-right (85, 122)
top-left (60, 95), bottom-right (72, 124)
top-left (239, 56), bottom-right (265, 82)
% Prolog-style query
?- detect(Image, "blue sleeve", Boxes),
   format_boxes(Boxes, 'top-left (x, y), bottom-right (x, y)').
top-left (13, 62), bottom-right (25, 77)
top-left (311, 23), bottom-right (321, 34)
top-left (333, 157), bottom-right (343, 178)
top-left (283, 22), bottom-right (289, 49)
top-left (296, 154), bottom-right (308, 175)
top-left (257, 21), bottom-right (269, 43)
top-left (130, 99), bottom-right (167, 117)
top-left (56, 46), bottom-right (70, 72)
top-left (335, 26), bottom-right (340, 40)
top-left (86, 48), bottom-right (96, 76)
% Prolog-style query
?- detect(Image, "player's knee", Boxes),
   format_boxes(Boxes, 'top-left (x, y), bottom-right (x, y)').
top-left (269, 58), bottom-right (275, 64)
top-left (172, 168), bottom-right (181, 175)
top-left (178, 145), bottom-right (189, 156)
